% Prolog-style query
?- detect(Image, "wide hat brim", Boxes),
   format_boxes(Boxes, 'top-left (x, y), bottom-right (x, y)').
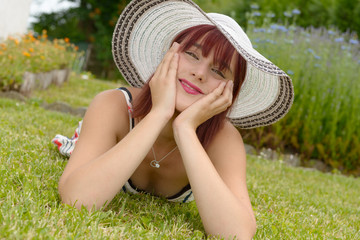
top-left (112, 0), bottom-right (294, 128)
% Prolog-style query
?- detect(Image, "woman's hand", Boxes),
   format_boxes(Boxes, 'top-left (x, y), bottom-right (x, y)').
top-left (173, 80), bottom-right (234, 131)
top-left (149, 42), bottom-right (180, 120)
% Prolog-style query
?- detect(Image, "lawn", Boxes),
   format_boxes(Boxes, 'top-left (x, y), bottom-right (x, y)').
top-left (0, 75), bottom-right (359, 239)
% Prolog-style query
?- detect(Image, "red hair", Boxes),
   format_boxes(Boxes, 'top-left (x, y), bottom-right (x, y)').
top-left (132, 25), bottom-right (247, 148)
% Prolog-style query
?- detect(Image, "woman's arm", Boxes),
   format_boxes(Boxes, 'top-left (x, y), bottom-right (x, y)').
top-left (173, 82), bottom-right (256, 239)
top-left (174, 123), bottom-right (256, 239)
top-left (58, 89), bottom-right (170, 210)
top-left (58, 43), bottom-right (180, 210)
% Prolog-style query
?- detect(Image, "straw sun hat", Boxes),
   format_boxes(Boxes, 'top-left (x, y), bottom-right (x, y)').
top-left (112, 0), bottom-right (294, 128)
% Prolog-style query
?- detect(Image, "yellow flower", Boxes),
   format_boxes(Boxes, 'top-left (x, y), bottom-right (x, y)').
top-left (40, 55), bottom-right (45, 60)
top-left (23, 51), bottom-right (31, 57)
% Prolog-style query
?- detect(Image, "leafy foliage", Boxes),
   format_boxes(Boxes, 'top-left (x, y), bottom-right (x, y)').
top-left (32, 0), bottom-right (131, 78)
top-left (0, 32), bottom-right (80, 91)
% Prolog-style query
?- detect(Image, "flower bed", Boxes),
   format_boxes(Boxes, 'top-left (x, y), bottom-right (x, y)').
top-left (0, 30), bottom-right (81, 95)
top-left (242, 11), bottom-right (360, 173)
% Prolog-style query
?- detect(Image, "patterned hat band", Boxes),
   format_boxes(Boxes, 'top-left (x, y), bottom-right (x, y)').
top-left (112, 0), bottom-right (294, 128)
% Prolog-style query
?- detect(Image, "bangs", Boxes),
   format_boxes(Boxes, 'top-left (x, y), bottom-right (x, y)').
top-left (174, 25), bottom-right (236, 72)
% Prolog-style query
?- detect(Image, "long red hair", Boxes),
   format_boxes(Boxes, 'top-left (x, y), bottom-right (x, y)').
top-left (132, 25), bottom-right (247, 148)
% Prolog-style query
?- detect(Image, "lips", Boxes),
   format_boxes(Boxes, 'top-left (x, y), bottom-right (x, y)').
top-left (179, 79), bottom-right (204, 95)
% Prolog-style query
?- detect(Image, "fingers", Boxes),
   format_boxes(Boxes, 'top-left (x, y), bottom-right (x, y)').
top-left (207, 80), bottom-right (234, 113)
top-left (168, 52), bottom-right (179, 78)
top-left (158, 42), bottom-right (180, 79)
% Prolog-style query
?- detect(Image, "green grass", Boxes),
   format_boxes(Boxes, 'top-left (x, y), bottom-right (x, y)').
top-left (31, 72), bottom-right (122, 108)
top-left (1, 76), bottom-right (359, 239)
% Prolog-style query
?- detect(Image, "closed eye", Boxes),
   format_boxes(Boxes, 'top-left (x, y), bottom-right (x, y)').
top-left (185, 51), bottom-right (199, 60)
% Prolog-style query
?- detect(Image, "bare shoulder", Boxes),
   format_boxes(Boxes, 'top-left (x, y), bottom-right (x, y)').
top-left (86, 89), bottom-right (129, 135)
top-left (207, 120), bottom-right (245, 157)
top-left (85, 86), bottom-right (140, 137)
top-left (206, 120), bottom-right (247, 178)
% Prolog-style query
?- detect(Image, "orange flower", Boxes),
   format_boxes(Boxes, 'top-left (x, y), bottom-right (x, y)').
top-left (23, 51), bottom-right (31, 57)
top-left (64, 37), bottom-right (70, 43)
top-left (41, 30), bottom-right (48, 39)
top-left (74, 46), bottom-right (79, 51)
top-left (29, 48), bottom-right (34, 52)
top-left (14, 39), bottom-right (19, 45)
top-left (0, 51), bottom-right (3, 55)
top-left (94, 8), bottom-right (101, 15)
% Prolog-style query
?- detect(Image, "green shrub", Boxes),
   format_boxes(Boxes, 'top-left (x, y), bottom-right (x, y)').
top-left (241, 17), bottom-right (360, 173)
top-left (334, 0), bottom-right (360, 35)
top-left (223, 0), bottom-right (359, 37)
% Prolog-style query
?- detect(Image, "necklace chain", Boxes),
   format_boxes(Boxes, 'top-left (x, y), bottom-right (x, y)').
top-left (150, 146), bottom-right (178, 168)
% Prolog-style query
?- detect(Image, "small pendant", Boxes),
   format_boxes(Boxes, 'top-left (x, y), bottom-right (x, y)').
top-left (150, 160), bottom-right (160, 168)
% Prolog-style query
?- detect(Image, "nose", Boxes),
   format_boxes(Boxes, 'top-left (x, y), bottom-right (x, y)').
top-left (192, 73), bottom-right (203, 81)
top-left (191, 64), bottom-right (206, 82)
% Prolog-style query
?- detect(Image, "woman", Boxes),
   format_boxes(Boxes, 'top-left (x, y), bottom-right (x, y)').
top-left (54, 0), bottom-right (294, 239)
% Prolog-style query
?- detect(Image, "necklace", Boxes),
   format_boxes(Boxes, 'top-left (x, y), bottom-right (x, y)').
top-left (150, 146), bottom-right (178, 168)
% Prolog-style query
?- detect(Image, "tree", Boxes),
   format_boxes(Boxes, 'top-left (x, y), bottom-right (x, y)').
top-left (32, 0), bottom-right (131, 78)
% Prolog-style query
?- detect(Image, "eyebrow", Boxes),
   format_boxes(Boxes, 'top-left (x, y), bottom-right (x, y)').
top-left (192, 43), bottom-right (233, 75)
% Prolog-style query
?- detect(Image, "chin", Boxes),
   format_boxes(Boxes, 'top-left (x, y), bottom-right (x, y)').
top-left (175, 91), bottom-right (198, 112)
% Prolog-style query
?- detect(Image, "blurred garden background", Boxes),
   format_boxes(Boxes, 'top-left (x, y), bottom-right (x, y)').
top-left (3, 0), bottom-right (358, 175)
top-left (1, 0), bottom-right (360, 239)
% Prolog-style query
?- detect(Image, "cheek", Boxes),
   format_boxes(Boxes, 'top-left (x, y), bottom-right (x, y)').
top-left (177, 54), bottom-right (188, 70)
top-left (206, 79), bottom-right (224, 93)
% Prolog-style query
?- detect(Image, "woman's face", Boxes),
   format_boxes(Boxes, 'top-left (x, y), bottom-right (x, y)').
top-left (175, 42), bottom-right (236, 112)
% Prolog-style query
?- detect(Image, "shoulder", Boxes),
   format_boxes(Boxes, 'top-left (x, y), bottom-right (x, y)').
top-left (90, 86), bottom-right (140, 106)
top-left (207, 120), bottom-right (245, 154)
top-left (83, 87), bottom-right (140, 138)
top-left (206, 120), bottom-right (247, 174)
top-left (88, 86), bottom-right (141, 113)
